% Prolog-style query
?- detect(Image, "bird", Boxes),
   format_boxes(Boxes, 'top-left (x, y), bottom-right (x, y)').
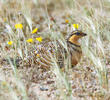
top-left (35, 30), bottom-right (87, 69)
top-left (66, 30), bottom-right (87, 67)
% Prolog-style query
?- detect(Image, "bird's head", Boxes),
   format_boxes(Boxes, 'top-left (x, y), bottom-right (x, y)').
top-left (68, 30), bottom-right (87, 46)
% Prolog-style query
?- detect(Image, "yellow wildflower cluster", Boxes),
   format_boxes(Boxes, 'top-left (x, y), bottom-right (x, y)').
top-left (15, 24), bottom-right (23, 29)
top-left (36, 37), bottom-right (42, 42)
top-left (65, 19), bottom-right (69, 23)
top-left (26, 37), bottom-right (43, 43)
top-left (26, 38), bottom-right (34, 43)
top-left (36, 54), bottom-right (40, 57)
top-left (7, 41), bottom-right (13, 45)
top-left (7, 37), bottom-right (43, 45)
top-left (73, 24), bottom-right (79, 29)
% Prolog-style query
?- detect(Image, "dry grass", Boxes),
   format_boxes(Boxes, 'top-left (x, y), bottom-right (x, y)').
top-left (0, 0), bottom-right (110, 100)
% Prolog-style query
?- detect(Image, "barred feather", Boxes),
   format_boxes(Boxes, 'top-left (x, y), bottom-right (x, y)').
top-left (35, 30), bottom-right (86, 68)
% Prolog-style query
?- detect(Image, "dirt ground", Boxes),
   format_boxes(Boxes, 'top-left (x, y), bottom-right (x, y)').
top-left (0, 0), bottom-right (110, 100)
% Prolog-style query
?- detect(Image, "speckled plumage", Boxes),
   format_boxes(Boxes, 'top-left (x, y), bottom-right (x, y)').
top-left (35, 30), bottom-right (87, 68)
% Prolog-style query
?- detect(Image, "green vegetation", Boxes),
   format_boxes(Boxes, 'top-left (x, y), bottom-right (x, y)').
top-left (0, 0), bottom-right (110, 100)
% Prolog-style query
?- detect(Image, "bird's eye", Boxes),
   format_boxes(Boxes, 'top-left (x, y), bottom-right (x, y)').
top-left (75, 32), bottom-right (80, 35)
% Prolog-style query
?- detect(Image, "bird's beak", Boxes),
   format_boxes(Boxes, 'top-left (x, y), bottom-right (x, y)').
top-left (82, 33), bottom-right (87, 36)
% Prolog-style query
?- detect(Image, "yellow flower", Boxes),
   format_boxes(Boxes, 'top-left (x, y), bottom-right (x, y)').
top-left (65, 19), bottom-right (69, 23)
top-left (15, 24), bottom-right (23, 29)
top-left (73, 24), bottom-right (79, 29)
top-left (7, 41), bottom-right (13, 45)
top-left (36, 54), bottom-right (40, 57)
top-left (32, 28), bottom-right (38, 34)
top-left (26, 38), bottom-right (34, 43)
top-left (36, 37), bottom-right (42, 42)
